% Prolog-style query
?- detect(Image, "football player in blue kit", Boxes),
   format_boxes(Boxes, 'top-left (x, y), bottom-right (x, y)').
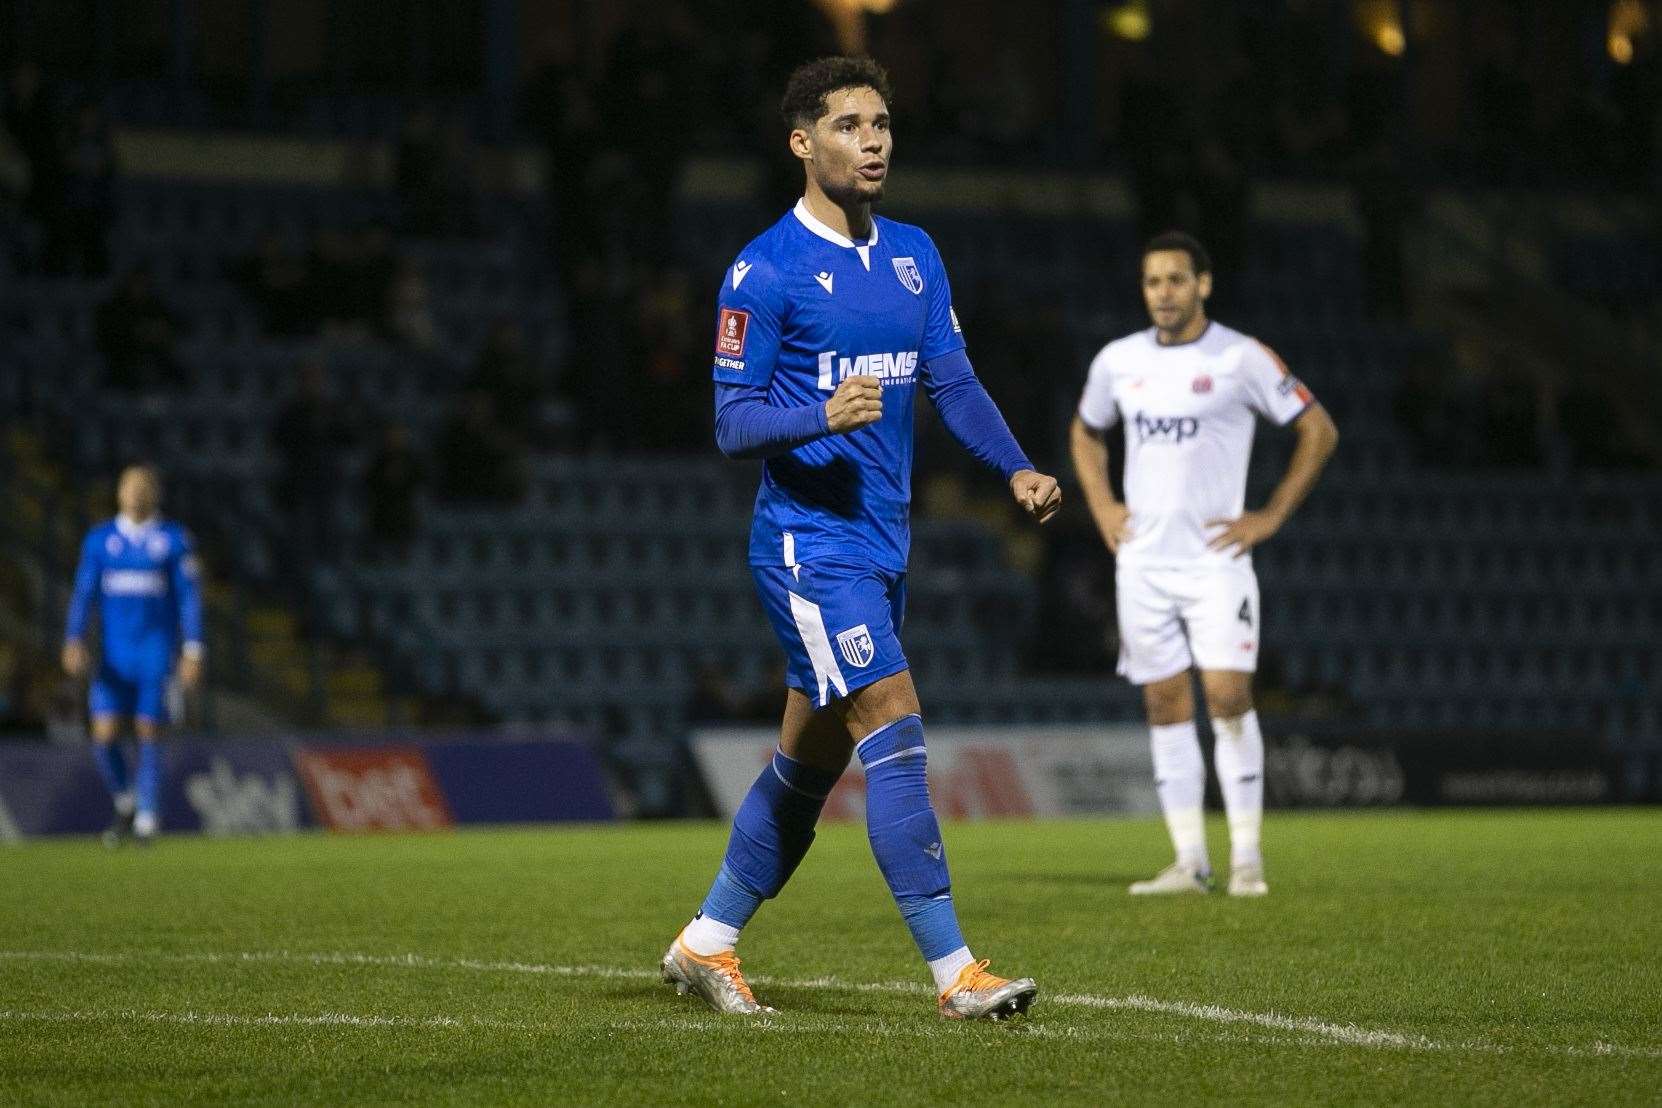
top-left (62, 465), bottom-right (205, 846)
top-left (661, 57), bottom-right (1061, 1020)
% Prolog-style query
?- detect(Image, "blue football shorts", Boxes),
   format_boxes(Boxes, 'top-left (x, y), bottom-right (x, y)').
top-left (751, 557), bottom-right (909, 708)
top-left (90, 667), bottom-right (172, 724)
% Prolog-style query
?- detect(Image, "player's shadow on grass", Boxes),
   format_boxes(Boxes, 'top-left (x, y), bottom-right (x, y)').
top-left (760, 990), bottom-right (884, 1017)
top-left (999, 870), bottom-right (1146, 888)
top-left (646, 982), bottom-right (885, 1019)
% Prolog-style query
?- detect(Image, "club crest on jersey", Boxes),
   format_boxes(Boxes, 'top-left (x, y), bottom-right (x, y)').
top-left (891, 256), bottom-right (923, 295)
top-left (1192, 374), bottom-right (1213, 394)
top-left (836, 624), bottom-right (875, 668)
top-left (147, 533), bottom-right (170, 559)
top-left (716, 308), bottom-right (749, 357)
top-left (105, 534), bottom-right (123, 556)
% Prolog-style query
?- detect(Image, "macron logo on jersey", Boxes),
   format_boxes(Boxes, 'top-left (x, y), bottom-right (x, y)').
top-left (816, 349), bottom-right (919, 391)
top-left (732, 260), bottom-right (752, 289)
top-left (1133, 412), bottom-right (1201, 443)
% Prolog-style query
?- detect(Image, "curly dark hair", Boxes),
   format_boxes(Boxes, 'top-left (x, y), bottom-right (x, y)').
top-left (780, 56), bottom-right (894, 130)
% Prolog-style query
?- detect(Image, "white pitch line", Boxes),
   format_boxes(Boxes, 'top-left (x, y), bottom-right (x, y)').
top-left (0, 1008), bottom-right (543, 1032)
top-left (598, 1016), bottom-right (1292, 1047)
top-left (0, 1007), bottom-right (1294, 1048)
top-left (1051, 992), bottom-right (1441, 1052)
top-left (1, 949), bottom-right (1656, 1060)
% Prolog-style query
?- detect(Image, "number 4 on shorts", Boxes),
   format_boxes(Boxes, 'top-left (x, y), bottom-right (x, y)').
top-left (1238, 598), bottom-right (1253, 627)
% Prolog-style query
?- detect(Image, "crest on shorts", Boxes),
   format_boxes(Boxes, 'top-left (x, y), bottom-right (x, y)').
top-left (836, 624), bottom-right (875, 669)
top-left (891, 256), bottom-right (923, 295)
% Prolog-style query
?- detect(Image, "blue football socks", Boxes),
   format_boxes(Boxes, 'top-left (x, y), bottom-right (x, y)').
top-left (857, 714), bottom-right (967, 963)
top-left (696, 747), bottom-right (840, 932)
top-left (91, 743), bottom-right (129, 800)
top-left (135, 741), bottom-right (161, 818)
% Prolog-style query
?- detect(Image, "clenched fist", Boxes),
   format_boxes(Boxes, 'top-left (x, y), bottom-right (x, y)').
top-left (824, 375), bottom-right (883, 434)
top-left (1010, 469), bottom-right (1062, 524)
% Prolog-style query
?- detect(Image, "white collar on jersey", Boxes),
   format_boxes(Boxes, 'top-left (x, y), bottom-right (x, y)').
top-left (793, 198), bottom-right (878, 270)
top-left (115, 514), bottom-right (161, 540)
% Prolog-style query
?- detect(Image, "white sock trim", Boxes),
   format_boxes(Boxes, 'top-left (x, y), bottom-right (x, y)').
top-left (861, 746), bottom-right (926, 771)
top-left (852, 713), bottom-right (922, 756)
top-left (679, 915), bottom-right (742, 957)
top-left (929, 946), bottom-right (975, 995)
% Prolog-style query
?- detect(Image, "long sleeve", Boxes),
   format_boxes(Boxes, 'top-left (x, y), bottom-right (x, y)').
top-left (65, 532), bottom-right (101, 642)
top-left (172, 530), bottom-right (205, 657)
top-left (714, 383), bottom-right (830, 460)
top-left (922, 348), bottom-right (1033, 481)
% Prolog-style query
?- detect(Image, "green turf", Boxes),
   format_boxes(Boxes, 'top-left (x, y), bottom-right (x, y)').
top-left (1, 809), bottom-right (1659, 1106)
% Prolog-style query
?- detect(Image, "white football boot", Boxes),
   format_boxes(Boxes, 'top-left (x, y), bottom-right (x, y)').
top-left (1227, 862), bottom-right (1268, 897)
top-left (1128, 862), bottom-right (1213, 896)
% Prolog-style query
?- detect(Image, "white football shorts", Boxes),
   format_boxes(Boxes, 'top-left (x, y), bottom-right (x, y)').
top-left (1114, 560), bottom-right (1260, 684)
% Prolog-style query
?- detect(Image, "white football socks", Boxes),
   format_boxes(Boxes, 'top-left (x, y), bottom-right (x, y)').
top-left (113, 792), bottom-right (135, 817)
top-left (929, 946), bottom-right (975, 994)
top-left (679, 914), bottom-right (742, 957)
top-left (1149, 720), bottom-right (1209, 875)
top-left (1212, 710), bottom-right (1265, 869)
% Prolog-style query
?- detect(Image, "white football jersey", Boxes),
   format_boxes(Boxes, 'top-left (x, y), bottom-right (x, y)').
top-left (1077, 321), bottom-right (1314, 568)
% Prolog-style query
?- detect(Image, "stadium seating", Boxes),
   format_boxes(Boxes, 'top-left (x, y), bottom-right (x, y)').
top-left (2, 169), bottom-right (1657, 758)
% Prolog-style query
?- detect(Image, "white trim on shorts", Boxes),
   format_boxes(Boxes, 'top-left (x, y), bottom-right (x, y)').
top-left (787, 590), bottom-right (848, 707)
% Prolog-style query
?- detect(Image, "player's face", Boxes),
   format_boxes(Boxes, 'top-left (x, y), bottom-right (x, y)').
top-left (798, 86), bottom-right (892, 205)
top-left (1141, 250), bottom-right (1212, 334)
top-left (117, 468), bottom-right (161, 519)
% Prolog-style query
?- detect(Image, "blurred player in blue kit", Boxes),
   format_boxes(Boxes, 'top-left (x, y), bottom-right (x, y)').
top-left (661, 57), bottom-right (1061, 1020)
top-left (62, 464), bottom-right (205, 846)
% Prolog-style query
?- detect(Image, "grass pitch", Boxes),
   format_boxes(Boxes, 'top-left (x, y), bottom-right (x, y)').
top-left (1, 809), bottom-right (1659, 1106)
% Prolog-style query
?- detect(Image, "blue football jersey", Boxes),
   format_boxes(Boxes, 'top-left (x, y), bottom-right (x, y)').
top-left (713, 200), bottom-right (966, 571)
top-left (66, 517), bottom-right (205, 679)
